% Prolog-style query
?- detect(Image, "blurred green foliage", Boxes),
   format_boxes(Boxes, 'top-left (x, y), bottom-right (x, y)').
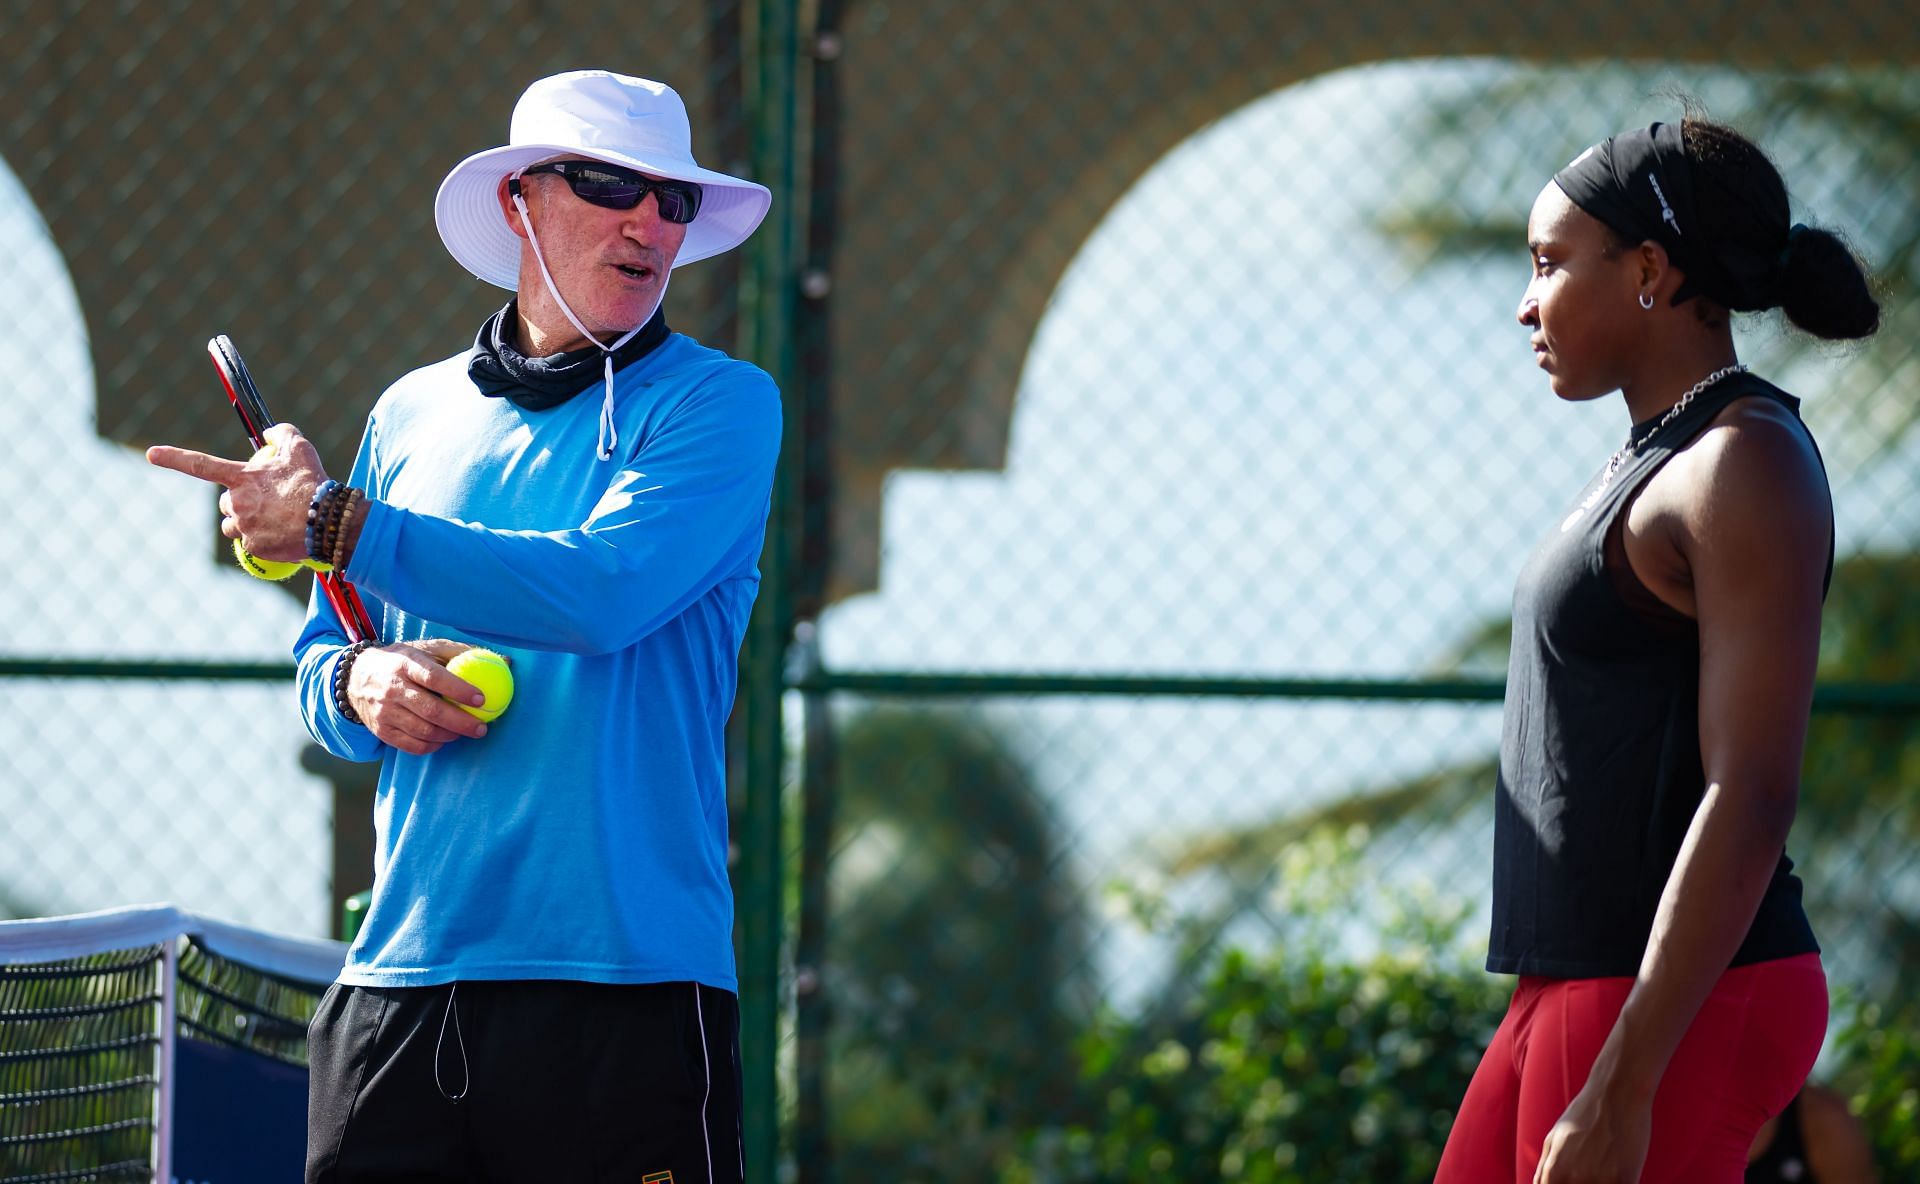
top-left (1001, 828), bottom-right (1507, 1182)
top-left (1797, 552), bottom-right (1920, 1182)
top-left (1804, 552), bottom-right (1920, 1182)
top-left (1831, 995), bottom-right (1920, 1180)
top-left (1002, 946), bottom-right (1505, 1182)
top-left (821, 707), bottom-right (1094, 1180)
top-left (992, 821), bottom-right (1919, 1183)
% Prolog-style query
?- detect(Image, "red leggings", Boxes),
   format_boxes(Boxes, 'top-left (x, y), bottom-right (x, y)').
top-left (1435, 954), bottom-right (1826, 1184)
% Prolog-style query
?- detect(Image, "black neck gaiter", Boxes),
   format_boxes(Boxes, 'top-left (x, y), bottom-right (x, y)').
top-left (468, 301), bottom-right (671, 411)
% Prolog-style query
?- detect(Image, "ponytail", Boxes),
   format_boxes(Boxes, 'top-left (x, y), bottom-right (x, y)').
top-left (1680, 117), bottom-right (1882, 341)
top-left (1778, 223), bottom-right (1881, 340)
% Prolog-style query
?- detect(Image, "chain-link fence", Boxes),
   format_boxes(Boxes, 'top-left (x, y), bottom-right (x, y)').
top-left (5, 2), bottom-right (1919, 1181)
top-left (788, 3), bottom-right (1920, 1181)
top-left (0, 0), bottom-right (790, 1166)
top-left (0, 0), bottom-right (759, 928)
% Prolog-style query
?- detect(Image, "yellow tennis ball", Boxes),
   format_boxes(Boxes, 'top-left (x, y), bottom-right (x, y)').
top-left (233, 536), bottom-right (303, 581)
top-left (445, 648), bottom-right (514, 723)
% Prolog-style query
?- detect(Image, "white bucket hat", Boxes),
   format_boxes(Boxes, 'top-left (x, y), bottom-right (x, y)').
top-left (435, 70), bottom-right (771, 289)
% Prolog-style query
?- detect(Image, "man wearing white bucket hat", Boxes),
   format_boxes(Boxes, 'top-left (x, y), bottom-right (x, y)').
top-left (154, 69), bottom-right (778, 1182)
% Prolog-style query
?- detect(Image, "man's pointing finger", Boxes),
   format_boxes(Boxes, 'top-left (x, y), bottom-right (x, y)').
top-left (146, 445), bottom-right (249, 487)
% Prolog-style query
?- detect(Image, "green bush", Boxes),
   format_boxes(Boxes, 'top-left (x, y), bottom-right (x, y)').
top-left (1004, 827), bottom-right (1508, 1183)
top-left (1004, 947), bottom-right (1506, 1183)
top-left (1831, 994), bottom-right (1920, 1179)
top-left (1000, 823), bottom-right (1920, 1183)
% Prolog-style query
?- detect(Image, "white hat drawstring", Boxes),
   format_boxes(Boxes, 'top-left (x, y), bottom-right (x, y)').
top-left (511, 174), bottom-right (666, 462)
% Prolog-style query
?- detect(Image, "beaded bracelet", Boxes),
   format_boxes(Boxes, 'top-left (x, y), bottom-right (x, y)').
top-left (329, 488), bottom-right (361, 574)
top-left (322, 485), bottom-right (348, 563)
top-left (307, 480), bottom-right (342, 566)
top-left (308, 481), bottom-right (359, 569)
top-left (332, 639), bottom-right (374, 726)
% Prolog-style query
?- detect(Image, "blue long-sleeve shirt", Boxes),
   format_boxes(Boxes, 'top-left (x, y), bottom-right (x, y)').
top-left (295, 332), bottom-right (780, 990)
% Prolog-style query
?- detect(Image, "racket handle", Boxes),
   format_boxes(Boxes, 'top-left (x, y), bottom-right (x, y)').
top-left (314, 571), bottom-right (363, 644)
top-left (338, 580), bottom-right (378, 642)
top-left (315, 570), bottom-right (379, 645)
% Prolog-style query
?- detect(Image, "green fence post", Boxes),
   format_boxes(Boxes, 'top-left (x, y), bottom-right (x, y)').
top-left (339, 889), bottom-right (370, 943)
top-left (738, 0), bottom-right (803, 1178)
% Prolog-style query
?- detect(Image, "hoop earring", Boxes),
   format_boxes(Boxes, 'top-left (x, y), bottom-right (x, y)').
top-left (1638, 292), bottom-right (1655, 310)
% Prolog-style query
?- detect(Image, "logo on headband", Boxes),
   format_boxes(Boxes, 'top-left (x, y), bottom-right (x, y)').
top-left (1647, 173), bottom-right (1682, 236)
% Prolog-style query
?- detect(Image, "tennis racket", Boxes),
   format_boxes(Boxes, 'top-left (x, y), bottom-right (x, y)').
top-left (207, 334), bottom-right (379, 643)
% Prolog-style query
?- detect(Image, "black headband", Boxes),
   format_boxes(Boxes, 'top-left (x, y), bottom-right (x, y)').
top-left (1553, 122), bottom-right (1761, 310)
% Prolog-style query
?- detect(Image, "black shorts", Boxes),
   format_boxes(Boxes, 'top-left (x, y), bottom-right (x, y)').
top-left (306, 978), bottom-right (741, 1183)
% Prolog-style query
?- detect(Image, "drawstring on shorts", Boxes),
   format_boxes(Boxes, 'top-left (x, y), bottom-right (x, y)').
top-left (435, 982), bottom-right (470, 1103)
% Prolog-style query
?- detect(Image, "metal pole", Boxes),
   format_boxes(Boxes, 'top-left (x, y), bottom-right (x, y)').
top-left (790, 627), bottom-right (835, 1183)
top-left (153, 938), bottom-right (176, 1184)
top-left (738, 0), bottom-right (803, 1177)
top-left (790, 1), bottom-right (843, 1176)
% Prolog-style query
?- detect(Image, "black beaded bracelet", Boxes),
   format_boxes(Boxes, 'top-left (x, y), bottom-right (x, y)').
top-left (332, 639), bottom-right (374, 726)
top-left (329, 488), bottom-right (362, 574)
top-left (307, 480), bottom-right (342, 565)
top-left (312, 481), bottom-right (358, 569)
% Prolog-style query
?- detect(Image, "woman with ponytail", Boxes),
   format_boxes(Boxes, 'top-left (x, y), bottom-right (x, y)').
top-left (1435, 116), bottom-right (1879, 1184)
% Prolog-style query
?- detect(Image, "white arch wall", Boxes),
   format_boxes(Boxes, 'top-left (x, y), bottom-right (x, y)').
top-left (0, 157), bottom-right (330, 934)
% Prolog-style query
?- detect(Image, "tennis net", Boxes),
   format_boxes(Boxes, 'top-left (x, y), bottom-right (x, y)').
top-left (0, 905), bottom-right (344, 1183)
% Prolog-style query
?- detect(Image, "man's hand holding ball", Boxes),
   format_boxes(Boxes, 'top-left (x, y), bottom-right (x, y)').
top-left (344, 639), bottom-right (511, 755)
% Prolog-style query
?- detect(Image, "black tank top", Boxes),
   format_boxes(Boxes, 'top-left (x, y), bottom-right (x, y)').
top-left (1488, 375), bottom-right (1824, 977)
top-left (1746, 1093), bottom-right (1812, 1182)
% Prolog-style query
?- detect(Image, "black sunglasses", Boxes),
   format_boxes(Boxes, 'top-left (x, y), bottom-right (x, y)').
top-left (520, 161), bottom-right (704, 224)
